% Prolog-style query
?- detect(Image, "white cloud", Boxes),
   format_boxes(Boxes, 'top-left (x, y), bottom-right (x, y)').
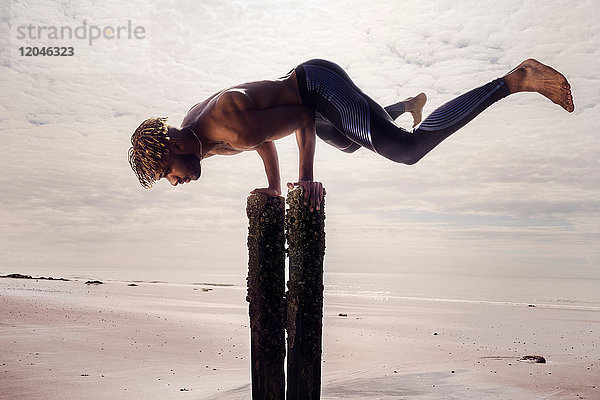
top-left (1, 0), bottom-right (598, 280)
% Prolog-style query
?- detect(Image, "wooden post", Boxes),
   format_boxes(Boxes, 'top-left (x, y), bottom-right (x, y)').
top-left (285, 187), bottom-right (326, 400)
top-left (246, 193), bottom-right (286, 400)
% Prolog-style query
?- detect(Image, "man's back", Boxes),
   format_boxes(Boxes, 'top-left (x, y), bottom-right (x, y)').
top-left (180, 71), bottom-right (311, 158)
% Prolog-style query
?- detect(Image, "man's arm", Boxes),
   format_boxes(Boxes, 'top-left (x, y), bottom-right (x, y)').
top-left (286, 117), bottom-right (324, 212)
top-left (296, 120), bottom-right (315, 182)
top-left (250, 141), bottom-right (281, 197)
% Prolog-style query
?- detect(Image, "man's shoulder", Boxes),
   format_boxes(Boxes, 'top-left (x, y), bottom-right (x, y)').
top-left (182, 88), bottom-right (246, 125)
top-left (213, 88), bottom-right (254, 112)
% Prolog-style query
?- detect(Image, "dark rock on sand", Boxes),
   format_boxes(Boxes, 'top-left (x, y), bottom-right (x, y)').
top-left (338, 313), bottom-right (348, 317)
top-left (85, 280), bottom-right (104, 285)
top-left (520, 355), bottom-right (546, 363)
top-left (193, 282), bottom-right (234, 287)
top-left (1, 273), bottom-right (33, 279)
top-left (1, 273), bottom-right (69, 281)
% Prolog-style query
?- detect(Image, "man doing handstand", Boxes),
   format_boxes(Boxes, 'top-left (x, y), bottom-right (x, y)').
top-left (129, 59), bottom-right (574, 211)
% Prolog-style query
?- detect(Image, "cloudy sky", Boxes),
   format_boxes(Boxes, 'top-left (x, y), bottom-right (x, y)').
top-left (1, 0), bottom-right (598, 281)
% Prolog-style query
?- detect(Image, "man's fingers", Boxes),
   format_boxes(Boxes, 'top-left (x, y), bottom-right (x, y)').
top-left (307, 181), bottom-right (322, 212)
top-left (287, 181), bottom-right (324, 212)
top-left (311, 182), bottom-right (319, 211)
top-left (303, 182), bottom-right (310, 205)
top-left (315, 182), bottom-right (323, 211)
top-left (316, 183), bottom-right (323, 210)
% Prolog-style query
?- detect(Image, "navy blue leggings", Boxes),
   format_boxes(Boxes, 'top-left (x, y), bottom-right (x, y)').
top-left (295, 59), bottom-right (511, 164)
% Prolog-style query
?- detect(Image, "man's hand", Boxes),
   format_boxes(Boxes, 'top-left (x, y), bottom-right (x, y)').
top-left (287, 181), bottom-right (324, 212)
top-left (250, 187), bottom-right (281, 197)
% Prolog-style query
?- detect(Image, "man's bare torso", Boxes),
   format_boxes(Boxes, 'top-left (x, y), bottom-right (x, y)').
top-left (180, 70), bottom-right (312, 158)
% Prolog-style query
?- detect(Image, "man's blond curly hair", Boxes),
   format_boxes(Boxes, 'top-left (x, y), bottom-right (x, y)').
top-left (128, 117), bottom-right (170, 189)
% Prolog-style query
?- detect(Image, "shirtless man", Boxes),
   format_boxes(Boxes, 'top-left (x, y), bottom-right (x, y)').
top-left (128, 59), bottom-right (574, 211)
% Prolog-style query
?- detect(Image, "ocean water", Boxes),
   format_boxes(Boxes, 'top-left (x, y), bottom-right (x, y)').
top-left (323, 272), bottom-right (600, 312)
top-left (3, 264), bottom-right (598, 312)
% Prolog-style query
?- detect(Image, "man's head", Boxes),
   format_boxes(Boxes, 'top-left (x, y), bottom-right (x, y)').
top-left (129, 117), bottom-right (201, 188)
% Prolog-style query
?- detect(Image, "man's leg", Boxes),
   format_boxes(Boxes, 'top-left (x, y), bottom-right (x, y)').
top-left (371, 59), bottom-right (574, 164)
top-left (315, 95), bottom-right (427, 153)
top-left (314, 113), bottom-right (361, 153)
top-left (296, 58), bottom-right (573, 164)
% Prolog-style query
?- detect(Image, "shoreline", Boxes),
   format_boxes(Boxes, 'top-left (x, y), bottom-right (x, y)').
top-left (1, 275), bottom-right (598, 399)
top-left (3, 272), bottom-right (597, 312)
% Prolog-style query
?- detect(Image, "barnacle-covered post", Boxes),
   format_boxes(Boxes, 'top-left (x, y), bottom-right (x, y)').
top-left (285, 186), bottom-right (326, 400)
top-left (246, 193), bottom-right (286, 400)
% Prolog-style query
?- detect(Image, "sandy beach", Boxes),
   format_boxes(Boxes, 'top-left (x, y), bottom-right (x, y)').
top-left (1, 276), bottom-right (598, 400)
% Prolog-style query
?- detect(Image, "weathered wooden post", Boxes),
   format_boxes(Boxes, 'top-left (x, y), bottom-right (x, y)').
top-left (246, 193), bottom-right (286, 400)
top-left (285, 187), bottom-right (326, 400)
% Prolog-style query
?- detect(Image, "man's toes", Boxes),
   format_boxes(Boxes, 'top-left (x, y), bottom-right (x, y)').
top-left (565, 91), bottom-right (574, 103)
top-left (564, 97), bottom-right (574, 112)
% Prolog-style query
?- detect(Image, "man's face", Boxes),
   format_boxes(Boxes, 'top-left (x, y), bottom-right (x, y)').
top-left (157, 153), bottom-right (201, 186)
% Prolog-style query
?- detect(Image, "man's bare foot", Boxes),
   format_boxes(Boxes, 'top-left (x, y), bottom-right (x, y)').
top-left (404, 92), bottom-right (427, 127)
top-left (502, 59), bottom-right (574, 112)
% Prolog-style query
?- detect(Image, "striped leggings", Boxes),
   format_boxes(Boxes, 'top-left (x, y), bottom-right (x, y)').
top-left (294, 59), bottom-right (511, 164)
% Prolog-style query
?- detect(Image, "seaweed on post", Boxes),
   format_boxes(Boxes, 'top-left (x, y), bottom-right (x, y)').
top-left (285, 186), bottom-right (326, 400)
top-left (246, 193), bottom-right (286, 400)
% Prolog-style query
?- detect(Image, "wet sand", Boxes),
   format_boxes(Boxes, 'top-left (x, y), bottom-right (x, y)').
top-left (1, 277), bottom-right (598, 399)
